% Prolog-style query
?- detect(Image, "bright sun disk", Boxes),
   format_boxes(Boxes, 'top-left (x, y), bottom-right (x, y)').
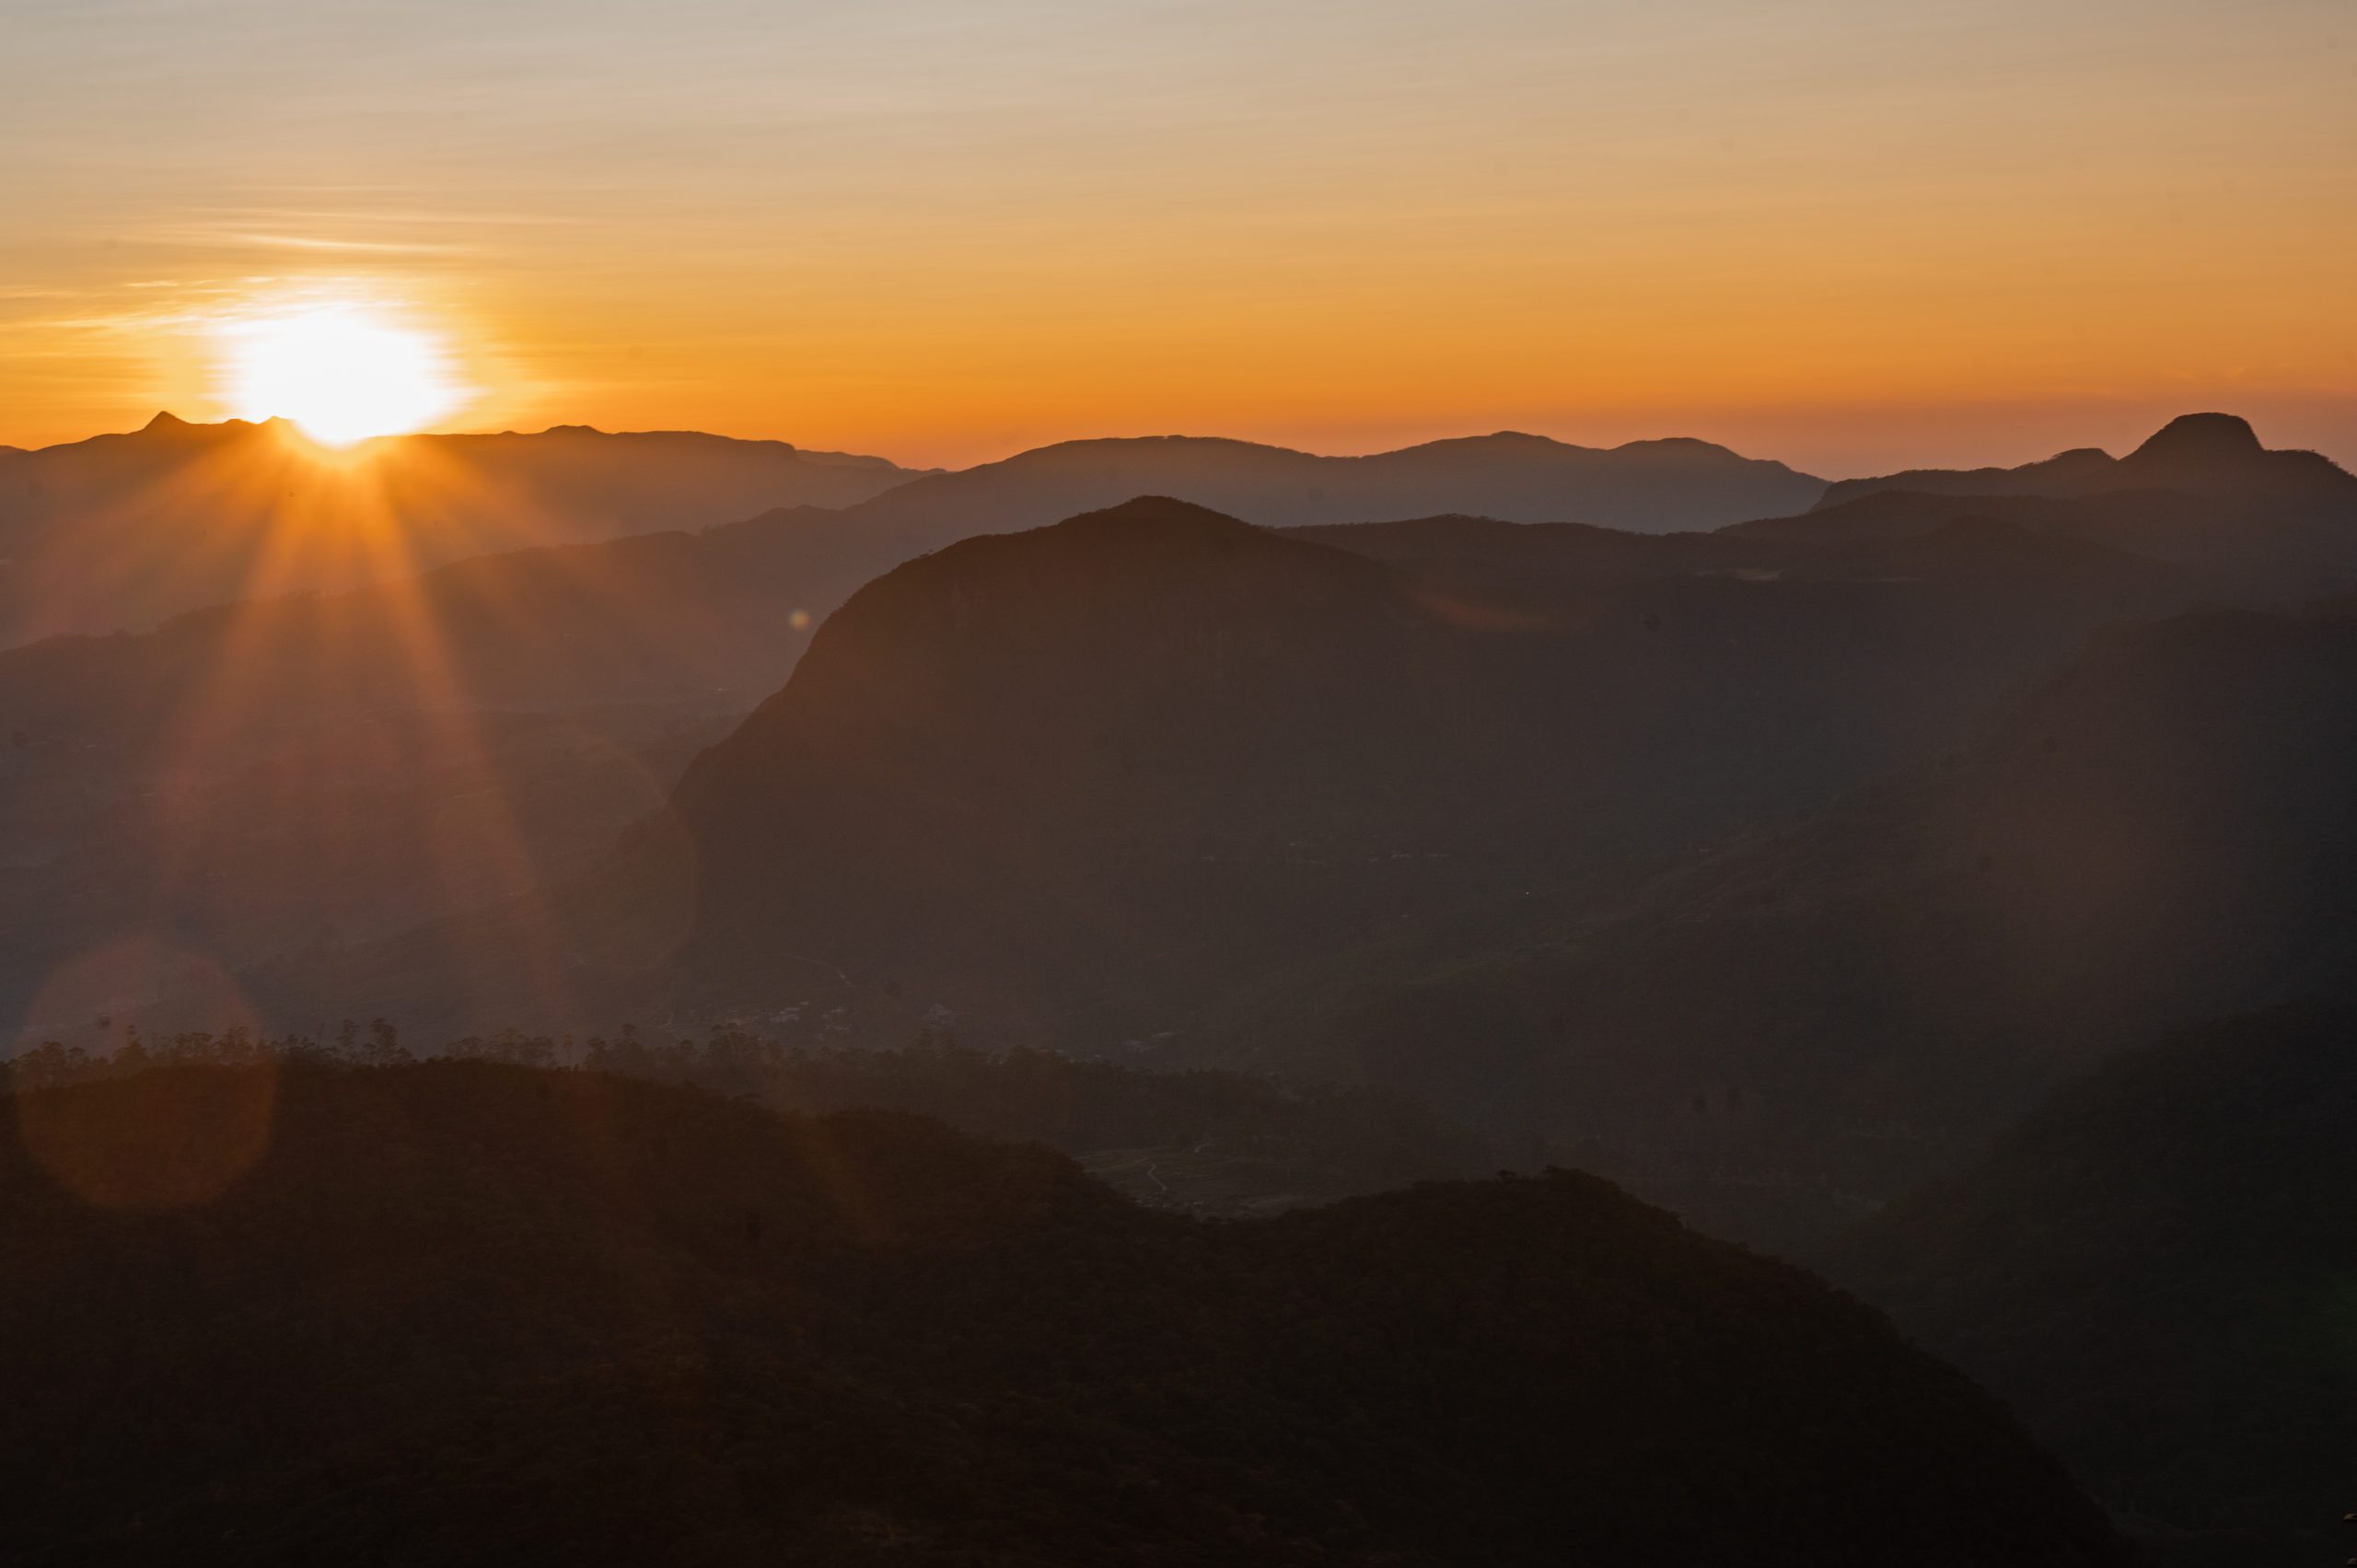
top-left (220, 305), bottom-right (461, 447)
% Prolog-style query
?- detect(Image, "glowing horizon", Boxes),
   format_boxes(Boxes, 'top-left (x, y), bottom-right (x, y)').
top-left (5, 0), bottom-right (2352, 476)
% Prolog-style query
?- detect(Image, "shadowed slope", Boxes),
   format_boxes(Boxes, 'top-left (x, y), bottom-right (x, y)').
top-left (1326, 596), bottom-right (2357, 1244)
top-left (1831, 1007), bottom-right (2357, 1564)
top-left (666, 498), bottom-right (1463, 1037)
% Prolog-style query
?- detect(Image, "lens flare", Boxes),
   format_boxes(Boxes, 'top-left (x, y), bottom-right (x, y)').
top-left (13, 937), bottom-right (274, 1211)
top-left (219, 304), bottom-right (462, 447)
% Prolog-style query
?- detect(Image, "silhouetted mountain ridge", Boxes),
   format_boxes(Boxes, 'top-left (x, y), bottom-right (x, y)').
top-left (2127, 410), bottom-right (2265, 464)
top-left (1816, 414), bottom-right (2357, 540)
top-left (826, 429), bottom-right (1825, 539)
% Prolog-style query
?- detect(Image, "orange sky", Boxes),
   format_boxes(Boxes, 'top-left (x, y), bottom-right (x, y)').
top-left (6, 0), bottom-right (2353, 475)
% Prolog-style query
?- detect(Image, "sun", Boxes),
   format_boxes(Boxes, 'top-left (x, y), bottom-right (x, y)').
top-left (219, 304), bottom-right (463, 447)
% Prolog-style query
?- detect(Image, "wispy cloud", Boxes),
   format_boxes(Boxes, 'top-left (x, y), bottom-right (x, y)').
top-left (208, 232), bottom-right (477, 256)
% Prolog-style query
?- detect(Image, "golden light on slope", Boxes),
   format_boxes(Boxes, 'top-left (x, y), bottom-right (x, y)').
top-left (217, 304), bottom-right (463, 447)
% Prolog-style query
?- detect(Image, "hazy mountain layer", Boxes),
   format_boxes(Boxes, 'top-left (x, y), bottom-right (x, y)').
top-left (822, 429), bottom-right (1826, 537)
top-left (0, 414), bottom-right (924, 645)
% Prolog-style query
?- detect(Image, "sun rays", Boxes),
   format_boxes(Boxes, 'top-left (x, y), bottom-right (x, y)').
top-left (7, 404), bottom-right (685, 1058)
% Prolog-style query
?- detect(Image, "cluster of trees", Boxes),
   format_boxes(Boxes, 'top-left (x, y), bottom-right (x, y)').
top-left (5, 1022), bottom-right (1491, 1213)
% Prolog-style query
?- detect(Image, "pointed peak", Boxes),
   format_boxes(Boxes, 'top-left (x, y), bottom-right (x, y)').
top-left (2129, 412), bottom-right (2264, 467)
top-left (142, 411), bottom-right (190, 433)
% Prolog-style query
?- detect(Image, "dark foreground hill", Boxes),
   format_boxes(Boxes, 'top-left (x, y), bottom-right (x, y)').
top-left (7, 1027), bottom-right (1490, 1218)
top-left (0, 1059), bottom-right (2126, 1566)
top-left (0, 415), bottom-right (924, 645)
top-left (1830, 1008), bottom-right (2357, 1565)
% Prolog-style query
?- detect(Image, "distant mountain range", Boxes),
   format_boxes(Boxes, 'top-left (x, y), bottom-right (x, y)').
top-left (1808, 413), bottom-right (2357, 567)
top-left (0, 418), bottom-right (1831, 650)
top-left (1832, 1006), bottom-right (2357, 1564)
top-left (0, 413), bottom-right (929, 645)
top-left (814, 430), bottom-right (1826, 539)
top-left (0, 1056), bottom-right (2130, 1566)
top-left (21, 408), bottom-right (2348, 664)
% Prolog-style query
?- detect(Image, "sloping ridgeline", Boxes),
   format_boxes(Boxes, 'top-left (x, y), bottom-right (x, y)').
top-left (0, 1059), bottom-right (2128, 1566)
top-left (1830, 1007), bottom-right (2357, 1566)
top-left (1312, 592), bottom-right (2357, 1248)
